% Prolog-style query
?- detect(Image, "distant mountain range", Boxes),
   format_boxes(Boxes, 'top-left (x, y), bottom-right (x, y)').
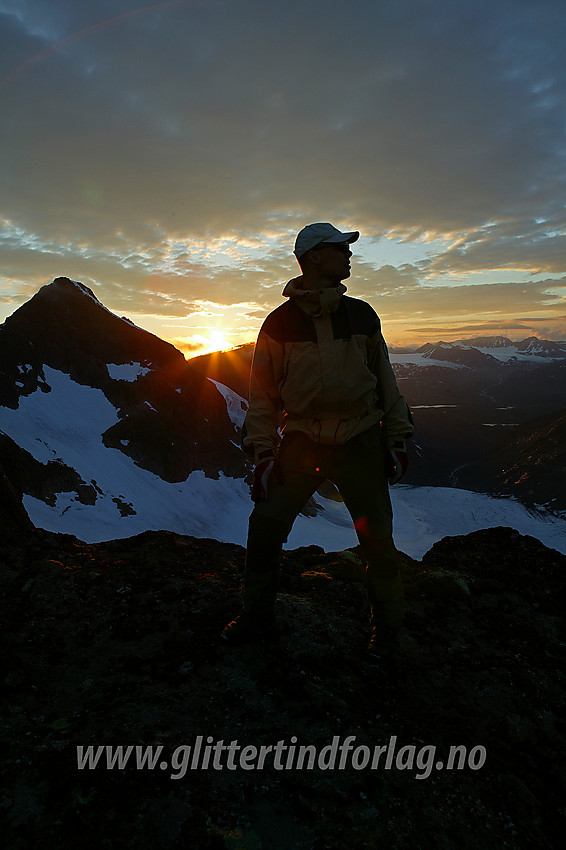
top-left (391, 336), bottom-right (566, 369)
top-left (397, 335), bottom-right (566, 357)
top-left (1, 279), bottom-right (565, 548)
top-left (454, 335), bottom-right (566, 354)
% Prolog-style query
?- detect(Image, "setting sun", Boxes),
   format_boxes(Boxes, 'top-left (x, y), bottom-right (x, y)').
top-left (173, 327), bottom-right (236, 359)
top-left (208, 328), bottom-right (229, 351)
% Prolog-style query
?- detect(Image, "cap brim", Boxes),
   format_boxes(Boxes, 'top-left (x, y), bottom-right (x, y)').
top-left (322, 230), bottom-right (359, 245)
top-left (293, 227), bottom-right (360, 257)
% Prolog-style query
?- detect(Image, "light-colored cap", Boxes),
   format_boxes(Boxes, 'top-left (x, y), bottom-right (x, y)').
top-left (293, 222), bottom-right (359, 258)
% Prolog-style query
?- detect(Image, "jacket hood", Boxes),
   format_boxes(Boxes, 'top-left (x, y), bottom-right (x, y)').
top-left (282, 276), bottom-right (347, 316)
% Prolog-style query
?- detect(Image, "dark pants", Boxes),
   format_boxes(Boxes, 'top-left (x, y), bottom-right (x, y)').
top-left (243, 424), bottom-right (405, 630)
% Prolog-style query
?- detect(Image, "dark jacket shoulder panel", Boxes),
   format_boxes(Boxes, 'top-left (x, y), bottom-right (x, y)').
top-left (341, 296), bottom-right (381, 337)
top-left (262, 300), bottom-right (317, 344)
top-left (262, 295), bottom-right (379, 345)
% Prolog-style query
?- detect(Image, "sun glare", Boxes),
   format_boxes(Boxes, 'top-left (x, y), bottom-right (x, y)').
top-left (208, 328), bottom-right (228, 351)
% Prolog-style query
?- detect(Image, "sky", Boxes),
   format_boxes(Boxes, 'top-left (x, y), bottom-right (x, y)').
top-left (1, 0), bottom-right (565, 355)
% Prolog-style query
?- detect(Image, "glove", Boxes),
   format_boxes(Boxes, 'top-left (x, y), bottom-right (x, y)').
top-left (385, 446), bottom-right (408, 485)
top-left (251, 459), bottom-right (283, 502)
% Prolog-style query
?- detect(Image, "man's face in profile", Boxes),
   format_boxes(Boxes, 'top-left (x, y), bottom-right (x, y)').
top-left (310, 241), bottom-right (352, 283)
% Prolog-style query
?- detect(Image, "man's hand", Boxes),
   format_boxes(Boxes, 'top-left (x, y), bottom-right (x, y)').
top-left (385, 446), bottom-right (408, 485)
top-left (251, 459), bottom-right (283, 502)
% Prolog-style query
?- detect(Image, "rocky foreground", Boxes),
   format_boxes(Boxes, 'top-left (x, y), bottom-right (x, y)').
top-left (1, 526), bottom-right (565, 849)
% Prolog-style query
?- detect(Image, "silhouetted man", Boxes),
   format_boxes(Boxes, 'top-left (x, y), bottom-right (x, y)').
top-left (221, 223), bottom-right (413, 658)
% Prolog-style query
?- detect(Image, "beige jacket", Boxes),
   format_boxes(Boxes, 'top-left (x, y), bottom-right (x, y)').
top-left (243, 277), bottom-right (413, 462)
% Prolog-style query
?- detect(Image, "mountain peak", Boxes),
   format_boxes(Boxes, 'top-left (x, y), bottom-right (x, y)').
top-left (454, 335), bottom-right (513, 348)
top-left (32, 276), bottom-right (108, 314)
top-left (0, 278), bottom-right (249, 496)
top-left (1, 277), bottom-right (184, 375)
top-left (419, 343), bottom-right (499, 367)
top-left (51, 276), bottom-right (100, 301)
top-left (516, 336), bottom-right (566, 356)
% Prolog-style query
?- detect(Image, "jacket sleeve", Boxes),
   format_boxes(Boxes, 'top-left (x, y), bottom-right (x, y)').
top-left (242, 324), bottom-right (284, 463)
top-left (367, 320), bottom-right (414, 449)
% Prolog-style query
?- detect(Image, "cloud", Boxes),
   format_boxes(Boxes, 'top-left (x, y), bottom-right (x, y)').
top-left (169, 336), bottom-right (203, 356)
top-left (369, 273), bottom-right (565, 312)
top-left (373, 277), bottom-right (566, 342)
top-left (401, 317), bottom-right (566, 342)
top-left (1, 0), bottom-right (565, 342)
top-left (427, 224), bottom-right (566, 275)
top-left (3, 0), bottom-right (566, 237)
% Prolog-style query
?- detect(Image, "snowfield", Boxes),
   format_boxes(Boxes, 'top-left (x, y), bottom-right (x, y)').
top-left (1, 367), bottom-right (565, 558)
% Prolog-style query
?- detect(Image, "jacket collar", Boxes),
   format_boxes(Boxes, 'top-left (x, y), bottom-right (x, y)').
top-left (282, 276), bottom-right (347, 316)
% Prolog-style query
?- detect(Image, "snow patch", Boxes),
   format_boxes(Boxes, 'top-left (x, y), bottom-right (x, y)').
top-left (472, 345), bottom-right (544, 363)
top-left (107, 362), bottom-right (151, 382)
top-left (390, 353), bottom-right (465, 369)
top-left (119, 316), bottom-right (147, 331)
top-left (208, 379), bottom-right (247, 429)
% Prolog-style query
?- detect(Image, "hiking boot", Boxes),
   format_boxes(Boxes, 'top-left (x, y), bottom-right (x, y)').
top-left (220, 612), bottom-right (279, 647)
top-left (366, 625), bottom-right (400, 662)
